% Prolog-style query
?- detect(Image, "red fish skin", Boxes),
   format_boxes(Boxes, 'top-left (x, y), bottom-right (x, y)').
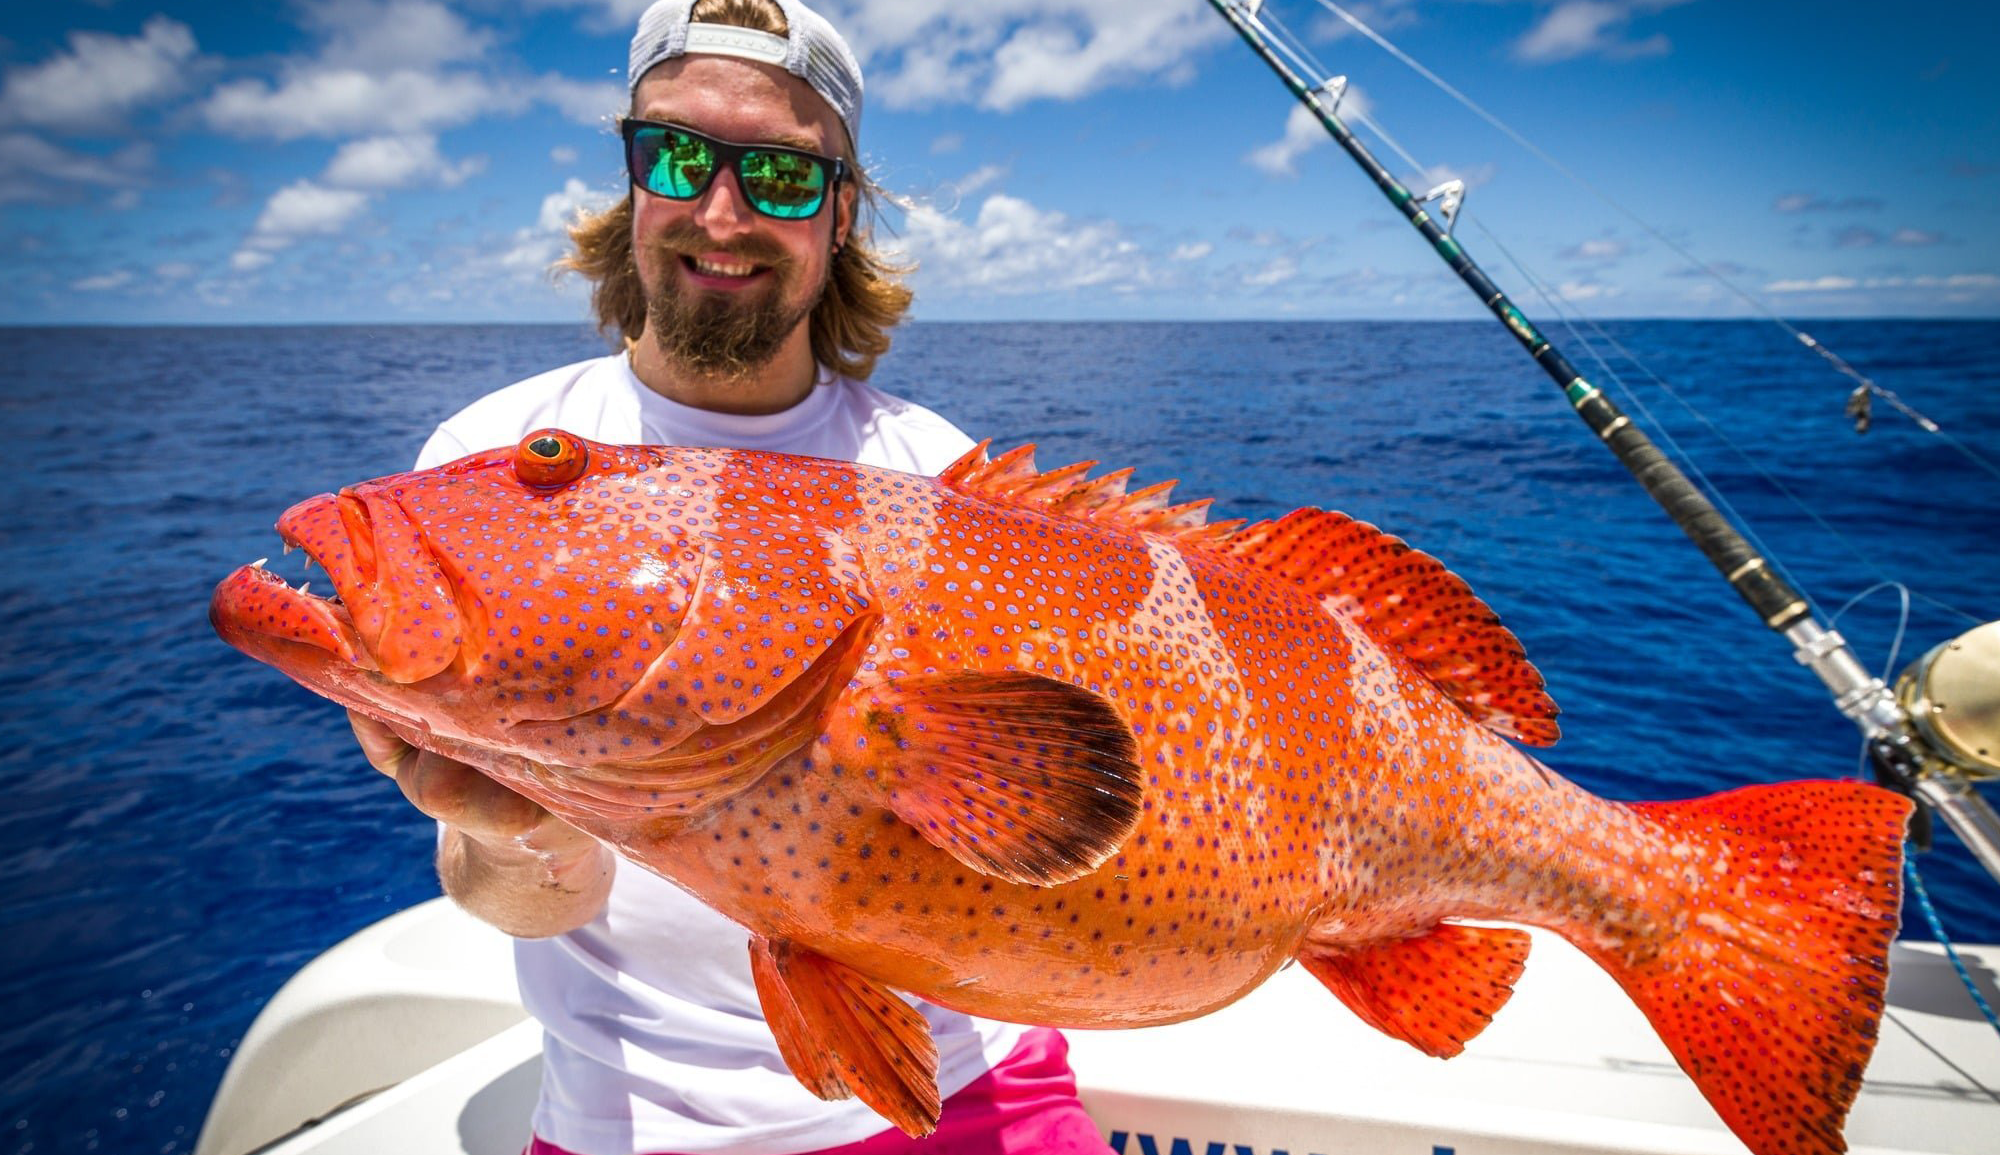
top-left (210, 434), bottom-right (1907, 1155)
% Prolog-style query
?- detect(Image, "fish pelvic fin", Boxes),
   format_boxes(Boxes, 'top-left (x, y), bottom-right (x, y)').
top-left (1298, 923), bottom-right (1531, 1058)
top-left (1595, 781), bottom-right (1909, 1155)
top-left (821, 671), bottom-right (1145, 886)
top-left (749, 936), bottom-right (941, 1137)
top-left (1220, 509), bottom-right (1560, 746)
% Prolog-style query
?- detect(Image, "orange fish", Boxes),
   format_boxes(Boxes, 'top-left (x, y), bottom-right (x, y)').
top-left (211, 431), bottom-right (1909, 1155)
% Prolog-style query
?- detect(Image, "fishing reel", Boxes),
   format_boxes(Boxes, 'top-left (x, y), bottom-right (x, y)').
top-left (1867, 620), bottom-right (2000, 863)
top-left (1896, 621), bottom-right (2000, 780)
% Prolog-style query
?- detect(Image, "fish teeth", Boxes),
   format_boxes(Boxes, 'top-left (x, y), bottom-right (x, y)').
top-left (299, 582), bottom-right (312, 597)
top-left (252, 557), bottom-right (268, 570)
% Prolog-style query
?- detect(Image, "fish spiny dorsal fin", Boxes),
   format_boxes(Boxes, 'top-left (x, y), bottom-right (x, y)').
top-left (1221, 508), bottom-right (1561, 746)
top-left (938, 443), bottom-right (1226, 545)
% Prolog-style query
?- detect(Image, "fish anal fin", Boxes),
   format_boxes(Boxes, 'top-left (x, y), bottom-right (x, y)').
top-left (1596, 781), bottom-right (1909, 1155)
top-left (749, 937), bottom-right (941, 1136)
top-left (1299, 923), bottom-right (1531, 1058)
top-left (1224, 509), bottom-right (1561, 746)
top-left (824, 671), bottom-right (1144, 886)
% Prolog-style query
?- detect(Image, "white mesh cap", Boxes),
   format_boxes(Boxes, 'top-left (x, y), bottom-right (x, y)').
top-left (628, 0), bottom-right (865, 145)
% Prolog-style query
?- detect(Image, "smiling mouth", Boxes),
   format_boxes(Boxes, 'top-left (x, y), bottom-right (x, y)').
top-left (688, 255), bottom-right (760, 278)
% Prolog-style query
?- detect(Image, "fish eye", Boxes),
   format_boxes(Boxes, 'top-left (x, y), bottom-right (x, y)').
top-left (515, 429), bottom-right (588, 488)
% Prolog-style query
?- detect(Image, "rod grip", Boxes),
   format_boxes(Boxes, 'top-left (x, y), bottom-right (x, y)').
top-left (1577, 392), bottom-right (1809, 629)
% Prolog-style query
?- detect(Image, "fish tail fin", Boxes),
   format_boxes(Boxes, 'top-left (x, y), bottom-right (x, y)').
top-left (1592, 781), bottom-right (1909, 1155)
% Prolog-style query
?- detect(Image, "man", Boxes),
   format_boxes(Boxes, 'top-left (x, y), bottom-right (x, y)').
top-left (347, 2), bottom-right (1115, 1153)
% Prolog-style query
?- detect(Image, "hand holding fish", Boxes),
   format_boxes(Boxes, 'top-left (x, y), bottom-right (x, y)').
top-left (213, 432), bottom-right (1910, 1155)
top-left (348, 710), bottom-right (612, 938)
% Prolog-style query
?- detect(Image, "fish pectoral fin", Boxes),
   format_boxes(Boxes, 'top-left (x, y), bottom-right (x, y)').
top-left (748, 936), bottom-right (941, 1137)
top-left (825, 671), bottom-right (1145, 887)
top-left (1299, 923), bottom-right (1531, 1058)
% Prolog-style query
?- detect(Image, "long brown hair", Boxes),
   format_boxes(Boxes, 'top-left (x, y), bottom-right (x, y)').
top-left (556, 0), bottom-right (911, 381)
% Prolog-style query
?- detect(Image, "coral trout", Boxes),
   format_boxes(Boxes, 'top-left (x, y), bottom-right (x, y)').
top-left (210, 431), bottom-right (1909, 1154)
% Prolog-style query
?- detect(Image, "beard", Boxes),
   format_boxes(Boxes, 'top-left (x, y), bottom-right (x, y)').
top-left (642, 221), bottom-right (828, 381)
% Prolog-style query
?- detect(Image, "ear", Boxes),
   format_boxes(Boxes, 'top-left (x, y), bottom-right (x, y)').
top-left (832, 180), bottom-right (857, 251)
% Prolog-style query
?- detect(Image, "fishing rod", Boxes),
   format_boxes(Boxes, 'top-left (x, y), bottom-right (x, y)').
top-left (1205, 0), bottom-right (2000, 884)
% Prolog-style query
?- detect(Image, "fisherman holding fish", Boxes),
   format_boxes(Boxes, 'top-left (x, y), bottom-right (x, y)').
top-left (215, 1), bottom-right (1914, 1151)
top-left (346, 1), bottom-right (1112, 1152)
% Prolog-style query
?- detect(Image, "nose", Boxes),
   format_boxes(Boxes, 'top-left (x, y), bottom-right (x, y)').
top-left (691, 167), bottom-right (758, 238)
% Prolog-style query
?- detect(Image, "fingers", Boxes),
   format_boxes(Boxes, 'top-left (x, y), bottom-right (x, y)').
top-left (397, 751), bottom-right (551, 843)
top-left (346, 709), bottom-right (582, 851)
top-left (349, 710), bottom-right (418, 779)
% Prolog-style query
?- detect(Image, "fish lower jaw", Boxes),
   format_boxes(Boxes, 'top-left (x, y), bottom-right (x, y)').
top-left (212, 560), bottom-right (372, 670)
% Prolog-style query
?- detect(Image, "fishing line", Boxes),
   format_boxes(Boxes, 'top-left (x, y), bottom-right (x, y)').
top-left (1287, 48), bottom-right (1839, 625)
top-left (1903, 854), bottom-right (2000, 1041)
top-left (1300, 0), bottom-right (2000, 479)
top-left (1250, 1), bottom-right (1989, 628)
top-left (1481, 232), bottom-right (1988, 629)
top-left (1470, 219), bottom-right (1831, 624)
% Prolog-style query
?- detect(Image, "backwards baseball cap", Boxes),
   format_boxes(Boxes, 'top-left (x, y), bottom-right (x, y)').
top-left (628, 0), bottom-right (865, 146)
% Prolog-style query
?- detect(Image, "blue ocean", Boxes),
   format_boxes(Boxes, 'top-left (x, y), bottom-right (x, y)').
top-left (2, 320), bottom-right (1996, 1155)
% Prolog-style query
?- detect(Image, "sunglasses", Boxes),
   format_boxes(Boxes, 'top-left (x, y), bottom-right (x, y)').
top-left (622, 119), bottom-right (847, 221)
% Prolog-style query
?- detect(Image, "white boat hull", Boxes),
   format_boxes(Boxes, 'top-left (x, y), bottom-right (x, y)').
top-left (198, 898), bottom-right (2000, 1155)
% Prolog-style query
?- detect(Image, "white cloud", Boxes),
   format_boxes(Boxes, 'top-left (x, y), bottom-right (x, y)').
top-left (1774, 192), bottom-right (1884, 213)
top-left (1557, 280), bottom-right (1621, 301)
top-left (1172, 242), bottom-right (1212, 261)
top-left (323, 134), bottom-right (485, 190)
top-left (899, 193), bottom-right (1157, 296)
top-left (0, 16), bottom-right (198, 134)
top-left (72, 270), bottom-right (134, 292)
top-left (230, 180), bottom-right (371, 269)
top-left (826, 1), bottom-right (1229, 112)
top-left (1243, 256), bottom-right (1300, 287)
top-left (1511, 1), bottom-right (1683, 65)
top-left (1890, 228), bottom-right (1943, 246)
top-left (930, 132), bottom-right (965, 155)
top-left (487, 178), bottom-right (618, 275)
top-left (0, 133), bottom-right (150, 205)
top-left (1248, 104), bottom-right (1328, 178)
top-left (947, 164), bottom-right (1008, 199)
top-left (1561, 237), bottom-right (1628, 262)
top-left (1246, 86), bottom-right (1373, 178)
top-left (255, 180), bottom-right (371, 238)
top-left (1767, 273), bottom-right (1998, 294)
top-left (306, 0), bottom-right (494, 71)
top-left (156, 262), bottom-right (198, 280)
top-left (1766, 275), bottom-right (1859, 293)
top-left (203, 69), bottom-right (509, 140)
top-left (551, 146), bottom-right (580, 166)
top-left (537, 75), bottom-right (626, 126)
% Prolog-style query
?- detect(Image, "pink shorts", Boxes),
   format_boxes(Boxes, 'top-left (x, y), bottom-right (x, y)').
top-left (527, 1027), bottom-right (1112, 1155)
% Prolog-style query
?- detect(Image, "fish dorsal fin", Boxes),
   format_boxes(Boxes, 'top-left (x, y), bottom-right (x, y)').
top-left (938, 444), bottom-right (1558, 744)
top-left (1221, 509), bottom-right (1559, 745)
top-left (939, 441), bottom-right (1241, 543)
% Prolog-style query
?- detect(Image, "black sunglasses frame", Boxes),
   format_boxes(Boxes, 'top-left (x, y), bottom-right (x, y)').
top-left (621, 118), bottom-right (848, 221)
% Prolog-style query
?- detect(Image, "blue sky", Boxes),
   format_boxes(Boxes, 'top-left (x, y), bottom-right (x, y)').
top-left (2, 0), bottom-right (1995, 323)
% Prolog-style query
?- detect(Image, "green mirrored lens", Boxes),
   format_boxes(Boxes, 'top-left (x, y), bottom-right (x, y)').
top-left (644, 129), bottom-right (715, 199)
top-left (740, 150), bottom-right (826, 219)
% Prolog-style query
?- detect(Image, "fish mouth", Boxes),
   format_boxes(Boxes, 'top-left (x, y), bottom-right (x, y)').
top-left (211, 488), bottom-right (463, 686)
top-left (210, 553), bottom-right (373, 670)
